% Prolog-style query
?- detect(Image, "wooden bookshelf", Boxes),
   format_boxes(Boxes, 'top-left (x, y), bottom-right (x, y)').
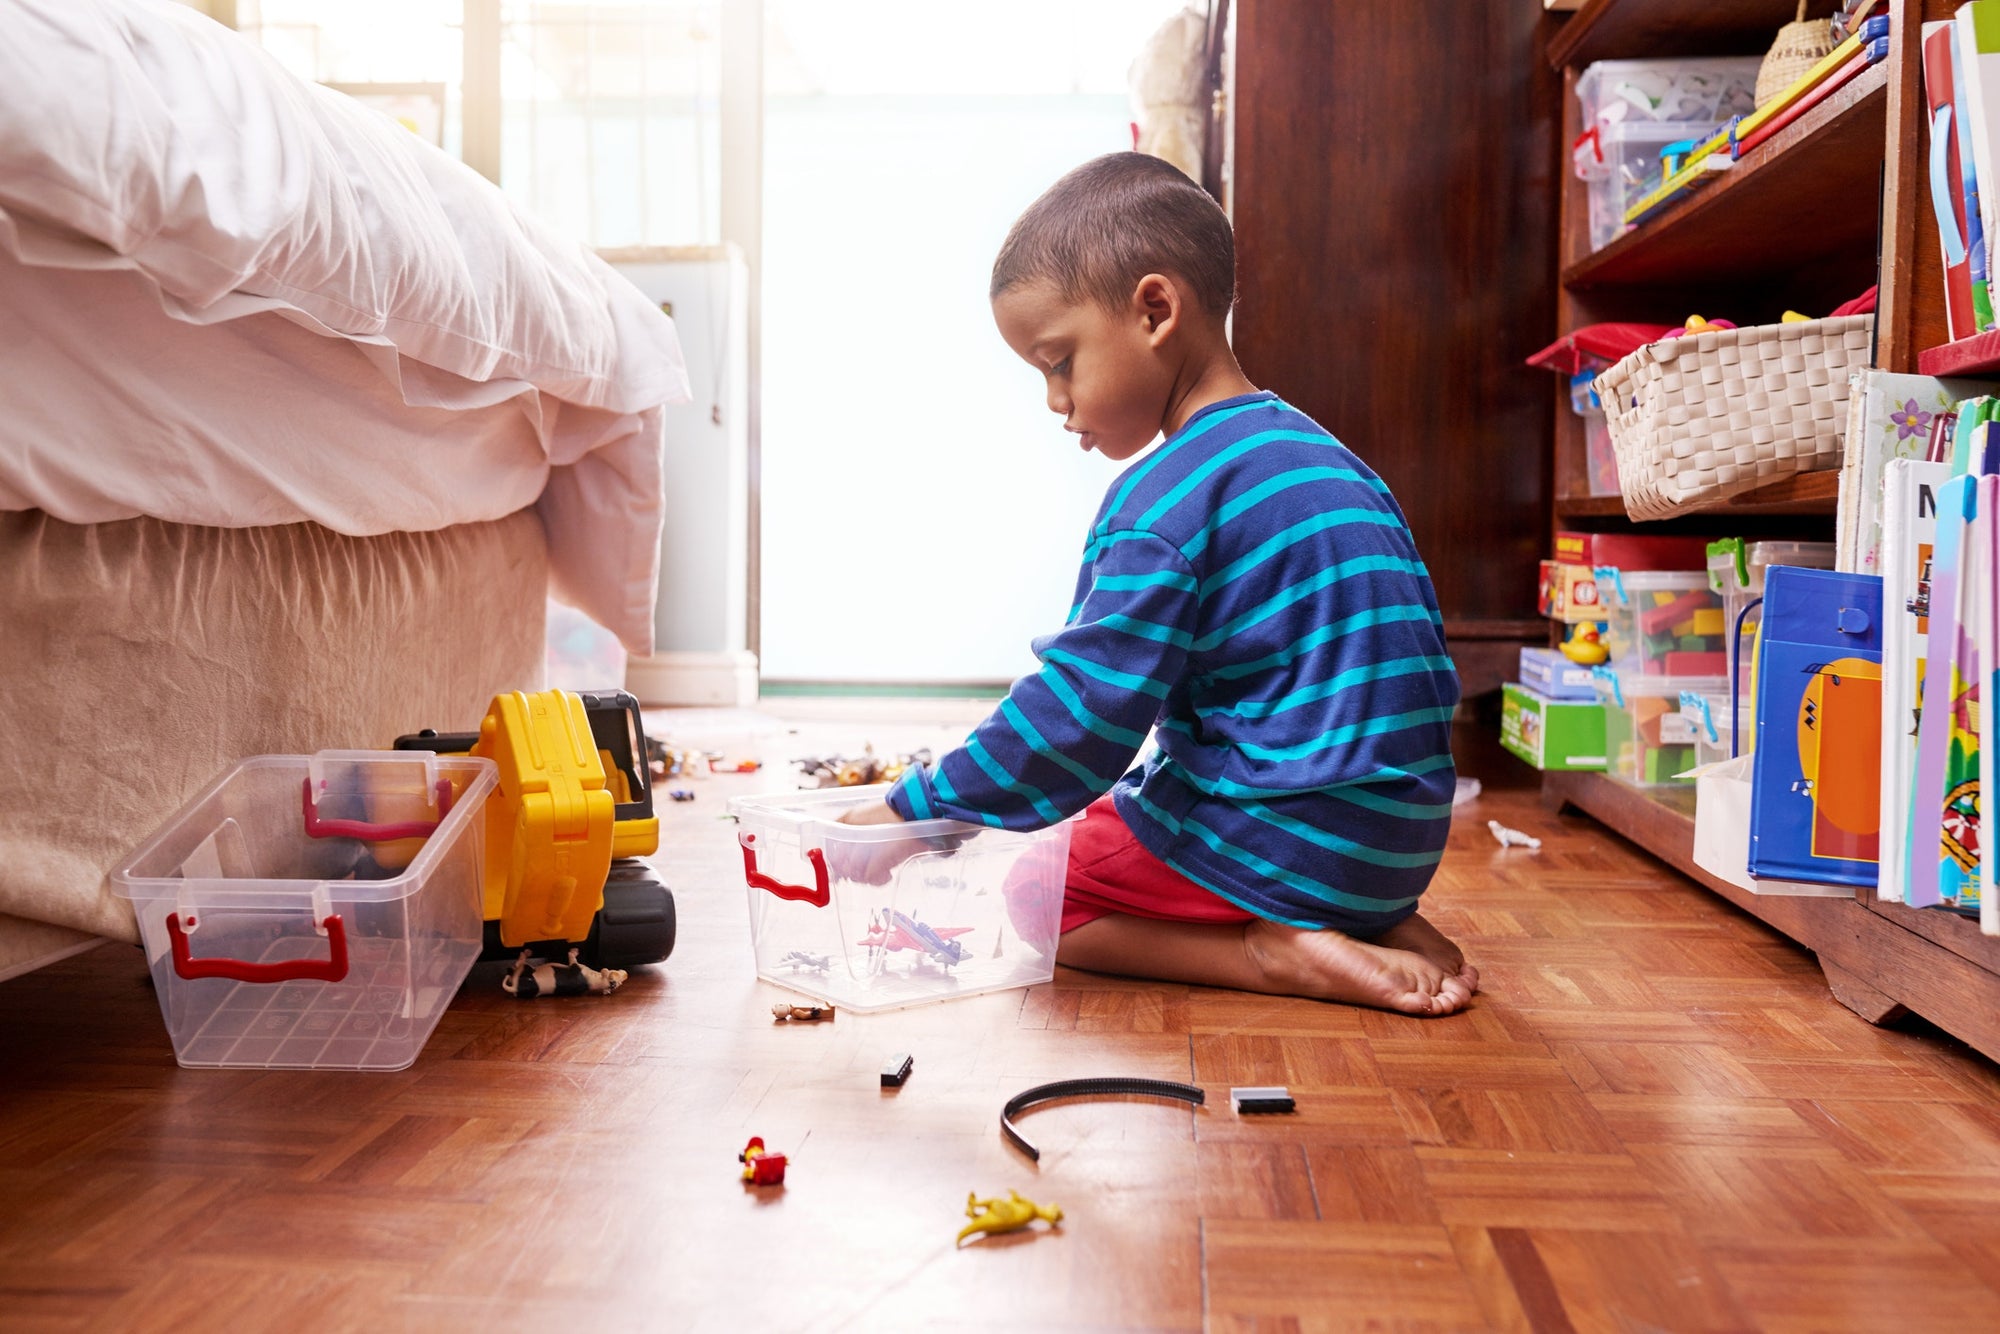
top-left (1548, 0), bottom-right (1842, 70)
top-left (1544, 773), bottom-right (2000, 1061)
top-left (1538, 2), bottom-right (2000, 1042)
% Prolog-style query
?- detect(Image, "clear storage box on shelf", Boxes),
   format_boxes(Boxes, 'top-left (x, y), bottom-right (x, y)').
top-left (1597, 567), bottom-right (1726, 678)
top-left (1572, 58), bottom-right (1758, 253)
top-left (1575, 58), bottom-right (1762, 134)
top-left (113, 750), bottom-right (496, 1071)
top-left (1706, 539), bottom-right (1838, 753)
top-left (729, 786), bottom-right (1072, 1013)
top-left (1679, 687), bottom-right (1736, 768)
top-left (1592, 670), bottom-right (1727, 786)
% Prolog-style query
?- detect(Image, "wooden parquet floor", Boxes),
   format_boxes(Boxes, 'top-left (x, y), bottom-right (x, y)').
top-left (4, 707), bottom-right (2000, 1332)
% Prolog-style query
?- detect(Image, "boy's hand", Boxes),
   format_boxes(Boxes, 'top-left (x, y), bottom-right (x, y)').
top-left (835, 799), bottom-right (917, 885)
top-left (838, 801), bottom-right (906, 828)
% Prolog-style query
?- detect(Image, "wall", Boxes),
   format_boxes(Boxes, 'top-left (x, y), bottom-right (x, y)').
top-left (1230, 0), bottom-right (1559, 690)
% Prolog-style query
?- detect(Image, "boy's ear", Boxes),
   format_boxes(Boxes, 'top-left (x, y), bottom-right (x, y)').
top-left (1132, 273), bottom-right (1180, 346)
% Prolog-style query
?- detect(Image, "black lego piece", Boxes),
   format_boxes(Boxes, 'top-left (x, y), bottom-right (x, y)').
top-left (880, 1052), bottom-right (914, 1087)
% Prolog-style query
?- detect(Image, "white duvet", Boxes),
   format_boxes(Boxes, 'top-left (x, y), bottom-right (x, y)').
top-left (0, 0), bottom-right (689, 651)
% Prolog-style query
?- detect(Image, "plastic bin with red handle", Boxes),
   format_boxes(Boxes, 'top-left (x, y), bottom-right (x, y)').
top-left (113, 751), bottom-right (496, 1070)
top-left (727, 785), bottom-right (1071, 1013)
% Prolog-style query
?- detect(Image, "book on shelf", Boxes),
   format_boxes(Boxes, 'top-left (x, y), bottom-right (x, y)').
top-left (1879, 458), bottom-right (1951, 905)
top-left (1836, 371), bottom-right (1988, 575)
top-left (1924, 22), bottom-right (1982, 341)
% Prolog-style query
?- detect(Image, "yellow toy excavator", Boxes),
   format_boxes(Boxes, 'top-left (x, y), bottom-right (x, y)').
top-left (397, 688), bottom-right (676, 971)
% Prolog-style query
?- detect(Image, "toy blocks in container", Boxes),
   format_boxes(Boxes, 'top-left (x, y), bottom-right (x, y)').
top-left (1501, 684), bottom-right (1608, 772)
top-left (113, 751), bottom-right (497, 1070)
top-left (1598, 567), bottom-right (1726, 677)
top-left (1591, 670), bottom-right (1724, 786)
top-left (728, 786), bottom-right (1072, 1013)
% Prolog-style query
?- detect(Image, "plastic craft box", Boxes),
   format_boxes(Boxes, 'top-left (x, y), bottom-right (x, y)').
top-left (1501, 683), bottom-right (1607, 772)
top-left (1519, 646), bottom-right (1599, 701)
top-left (1592, 670), bottom-right (1724, 786)
top-left (114, 751), bottom-right (495, 1071)
top-left (1707, 539), bottom-right (1838, 753)
top-left (1599, 568), bottom-right (1727, 677)
top-left (729, 786), bottom-right (1072, 1013)
top-left (1572, 59), bottom-right (1760, 252)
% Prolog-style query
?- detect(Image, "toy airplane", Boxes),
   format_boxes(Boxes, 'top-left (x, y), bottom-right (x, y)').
top-left (957, 1190), bottom-right (1062, 1245)
top-left (857, 909), bottom-right (972, 966)
top-left (778, 949), bottom-right (830, 971)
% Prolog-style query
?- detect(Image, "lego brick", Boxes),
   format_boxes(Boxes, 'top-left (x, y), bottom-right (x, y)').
top-left (1665, 651), bottom-right (1728, 676)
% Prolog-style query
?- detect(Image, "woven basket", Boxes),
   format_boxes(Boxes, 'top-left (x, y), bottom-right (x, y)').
top-left (1756, 2), bottom-right (1836, 108)
top-left (1596, 314), bottom-right (1873, 520)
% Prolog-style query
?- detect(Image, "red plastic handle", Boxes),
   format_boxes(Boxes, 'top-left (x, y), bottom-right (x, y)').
top-left (167, 913), bottom-right (350, 984)
top-left (739, 833), bottom-right (830, 908)
top-left (301, 778), bottom-right (453, 841)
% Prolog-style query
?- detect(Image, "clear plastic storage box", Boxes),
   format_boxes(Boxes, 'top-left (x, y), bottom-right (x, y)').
top-left (113, 751), bottom-right (496, 1071)
top-left (729, 786), bottom-right (1073, 1013)
top-left (1706, 539), bottom-right (1839, 753)
top-left (1572, 58), bottom-right (1760, 252)
top-left (1679, 687), bottom-right (1736, 768)
top-left (1598, 567), bottom-right (1727, 678)
top-left (1593, 669), bottom-right (1726, 786)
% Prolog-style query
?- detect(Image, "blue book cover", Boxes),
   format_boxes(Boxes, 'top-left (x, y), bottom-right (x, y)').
top-left (1749, 567), bottom-right (1885, 888)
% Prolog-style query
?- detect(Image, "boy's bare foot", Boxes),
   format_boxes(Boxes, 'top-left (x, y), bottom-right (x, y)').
top-left (1244, 914), bottom-right (1477, 1016)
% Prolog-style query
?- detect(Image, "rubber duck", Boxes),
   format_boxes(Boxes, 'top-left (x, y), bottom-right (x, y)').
top-left (1559, 623), bottom-right (1609, 666)
top-left (957, 1190), bottom-right (1063, 1245)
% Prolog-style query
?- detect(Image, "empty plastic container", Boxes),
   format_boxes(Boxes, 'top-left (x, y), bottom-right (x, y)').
top-left (114, 750), bottom-right (496, 1071)
top-left (729, 786), bottom-right (1073, 1013)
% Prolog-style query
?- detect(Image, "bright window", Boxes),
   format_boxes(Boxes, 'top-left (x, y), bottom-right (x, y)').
top-left (758, 0), bottom-right (1194, 684)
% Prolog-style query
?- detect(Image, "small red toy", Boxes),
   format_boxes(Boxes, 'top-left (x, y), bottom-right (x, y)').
top-left (739, 1136), bottom-right (788, 1186)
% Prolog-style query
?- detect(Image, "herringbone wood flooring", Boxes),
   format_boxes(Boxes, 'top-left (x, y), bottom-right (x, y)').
top-left (3, 708), bottom-right (1999, 1332)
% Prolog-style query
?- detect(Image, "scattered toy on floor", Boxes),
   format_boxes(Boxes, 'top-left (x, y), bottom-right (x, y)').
top-left (778, 949), bottom-right (830, 972)
top-left (957, 1190), bottom-right (1063, 1245)
top-left (502, 948), bottom-right (627, 999)
top-left (706, 753), bottom-right (762, 774)
top-left (857, 909), bottom-right (972, 967)
top-left (645, 736), bottom-right (703, 785)
top-left (793, 746), bottom-right (933, 789)
top-left (772, 1001), bottom-right (835, 1022)
top-left (668, 787), bottom-right (696, 802)
top-left (881, 1052), bottom-right (914, 1088)
top-left (1001, 1077), bottom-right (1207, 1161)
top-left (1230, 1086), bottom-right (1296, 1114)
top-left (739, 1136), bottom-right (788, 1186)
top-left (1487, 820), bottom-right (1542, 851)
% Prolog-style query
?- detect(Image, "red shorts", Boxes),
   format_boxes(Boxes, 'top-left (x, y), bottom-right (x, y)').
top-left (1058, 796), bottom-right (1256, 934)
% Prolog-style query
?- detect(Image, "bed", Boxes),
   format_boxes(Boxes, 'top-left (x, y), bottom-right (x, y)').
top-left (0, 1), bottom-right (689, 978)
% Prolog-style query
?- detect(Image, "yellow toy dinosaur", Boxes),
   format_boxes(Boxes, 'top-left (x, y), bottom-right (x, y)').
top-left (956, 1190), bottom-right (1063, 1245)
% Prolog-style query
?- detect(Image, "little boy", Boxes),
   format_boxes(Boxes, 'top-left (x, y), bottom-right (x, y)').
top-left (844, 153), bottom-right (1475, 1016)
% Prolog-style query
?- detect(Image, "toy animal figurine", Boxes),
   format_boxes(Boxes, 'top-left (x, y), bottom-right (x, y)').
top-left (957, 1190), bottom-right (1063, 1245)
top-left (772, 1001), bottom-right (835, 1022)
top-left (502, 948), bottom-right (627, 999)
top-left (739, 1136), bottom-right (788, 1186)
top-left (1559, 622), bottom-right (1609, 666)
top-left (1487, 820), bottom-right (1542, 851)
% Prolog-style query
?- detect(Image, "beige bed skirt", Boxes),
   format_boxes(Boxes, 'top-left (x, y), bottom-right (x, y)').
top-left (0, 509), bottom-right (549, 957)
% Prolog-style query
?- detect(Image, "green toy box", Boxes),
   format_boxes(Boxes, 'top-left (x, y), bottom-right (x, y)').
top-left (1501, 683), bottom-right (1608, 772)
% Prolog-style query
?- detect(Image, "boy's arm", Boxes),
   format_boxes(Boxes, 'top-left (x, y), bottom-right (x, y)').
top-left (884, 531), bottom-right (1198, 829)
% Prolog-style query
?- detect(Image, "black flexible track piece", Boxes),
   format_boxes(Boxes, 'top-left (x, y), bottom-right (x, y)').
top-left (1001, 1077), bottom-right (1206, 1161)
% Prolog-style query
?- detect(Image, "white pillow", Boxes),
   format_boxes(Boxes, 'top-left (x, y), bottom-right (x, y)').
top-left (0, 0), bottom-right (687, 416)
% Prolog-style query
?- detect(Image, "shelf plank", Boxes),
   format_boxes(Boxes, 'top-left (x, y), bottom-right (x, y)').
top-left (1554, 468), bottom-right (1838, 521)
top-left (1549, 0), bottom-right (1840, 70)
top-left (1563, 63), bottom-right (1888, 291)
top-left (1543, 770), bottom-right (2000, 1063)
top-left (1917, 328), bottom-right (2000, 378)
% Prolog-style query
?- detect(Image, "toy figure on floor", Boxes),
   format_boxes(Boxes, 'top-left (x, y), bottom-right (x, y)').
top-left (502, 948), bottom-right (627, 999)
top-left (957, 1191), bottom-right (1063, 1245)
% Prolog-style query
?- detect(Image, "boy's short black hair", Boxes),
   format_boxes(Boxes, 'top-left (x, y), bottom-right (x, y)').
top-left (990, 152), bottom-right (1235, 318)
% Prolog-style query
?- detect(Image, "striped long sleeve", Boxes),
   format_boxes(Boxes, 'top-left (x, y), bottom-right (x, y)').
top-left (886, 530), bottom-right (1197, 828)
top-left (887, 391), bottom-right (1459, 933)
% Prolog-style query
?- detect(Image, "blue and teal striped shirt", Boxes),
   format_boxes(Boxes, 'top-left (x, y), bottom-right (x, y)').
top-left (886, 391), bottom-right (1459, 932)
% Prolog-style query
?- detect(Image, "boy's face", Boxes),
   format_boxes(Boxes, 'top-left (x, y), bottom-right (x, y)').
top-left (993, 278), bottom-right (1178, 462)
